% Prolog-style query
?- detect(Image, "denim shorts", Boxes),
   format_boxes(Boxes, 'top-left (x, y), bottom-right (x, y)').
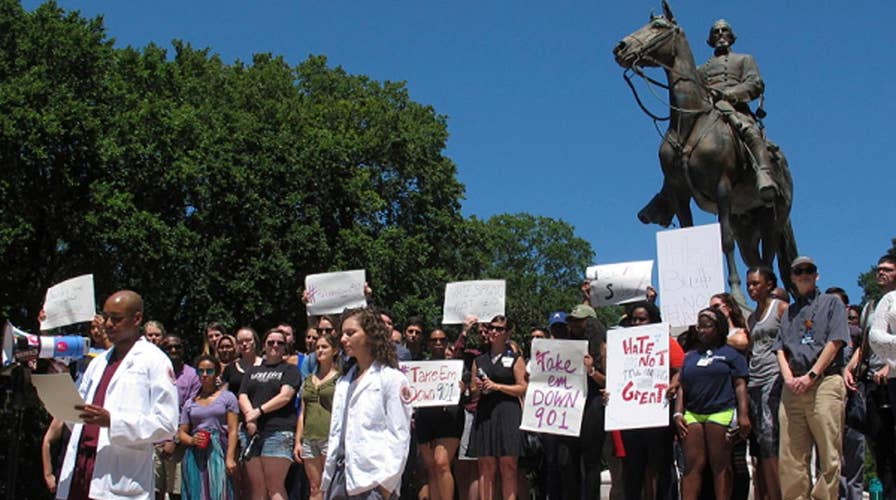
top-left (301, 438), bottom-right (329, 459)
top-left (247, 430), bottom-right (295, 460)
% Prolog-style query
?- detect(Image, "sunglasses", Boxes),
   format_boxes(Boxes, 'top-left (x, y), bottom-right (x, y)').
top-left (791, 266), bottom-right (817, 276)
top-left (197, 368), bottom-right (216, 376)
top-left (266, 340), bottom-right (286, 347)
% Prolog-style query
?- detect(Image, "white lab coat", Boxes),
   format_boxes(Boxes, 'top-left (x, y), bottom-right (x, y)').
top-left (321, 361), bottom-right (412, 496)
top-left (56, 338), bottom-right (179, 500)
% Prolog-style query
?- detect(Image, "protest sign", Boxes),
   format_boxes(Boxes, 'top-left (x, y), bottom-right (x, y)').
top-left (588, 260), bottom-right (654, 307)
top-left (41, 274), bottom-right (96, 331)
top-left (605, 323), bottom-right (670, 430)
top-left (442, 280), bottom-right (505, 324)
top-left (399, 359), bottom-right (463, 408)
top-left (656, 223), bottom-right (725, 327)
top-left (304, 270), bottom-right (367, 315)
top-left (520, 339), bottom-right (587, 436)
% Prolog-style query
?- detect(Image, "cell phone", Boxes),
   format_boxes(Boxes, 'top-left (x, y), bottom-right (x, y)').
top-left (477, 368), bottom-right (487, 380)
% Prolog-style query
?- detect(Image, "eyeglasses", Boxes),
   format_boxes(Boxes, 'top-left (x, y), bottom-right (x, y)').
top-left (488, 325), bottom-right (507, 333)
top-left (791, 266), bottom-right (817, 276)
top-left (197, 368), bottom-right (216, 376)
top-left (266, 340), bottom-right (286, 347)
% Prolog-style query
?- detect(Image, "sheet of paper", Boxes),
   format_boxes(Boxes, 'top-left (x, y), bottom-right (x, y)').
top-left (442, 280), bottom-right (506, 324)
top-left (399, 360), bottom-right (464, 408)
top-left (304, 269), bottom-right (367, 315)
top-left (41, 274), bottom-right (96, 331)
top-left (31, 373), bottom-right (86, 423)
top-left (656, 223), bottom-right (725, 327)
top-left (588, 260), bottom-right (654, 307)
top-left (520, 339), bottom-right (588, 436)
top-left (605, 323), bottom-right (671, 430)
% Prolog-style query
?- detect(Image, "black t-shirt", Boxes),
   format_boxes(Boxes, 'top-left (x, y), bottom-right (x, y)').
top-left (239, 361), bottom-right (301, 432)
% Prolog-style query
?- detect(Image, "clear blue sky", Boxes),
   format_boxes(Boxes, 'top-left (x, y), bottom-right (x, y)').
top-left (24, 0), bottom-right (894, 305)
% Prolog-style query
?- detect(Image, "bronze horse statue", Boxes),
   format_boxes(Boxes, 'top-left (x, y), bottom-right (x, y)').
top-left (613, 2), bottom-right (797, 302)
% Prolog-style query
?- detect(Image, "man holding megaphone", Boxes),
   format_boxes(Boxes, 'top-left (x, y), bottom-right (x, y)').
top-left (54, 290), bottom-right (179, 500)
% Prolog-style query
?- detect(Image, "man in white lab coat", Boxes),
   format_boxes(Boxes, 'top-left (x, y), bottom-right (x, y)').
top-left (56, 290), bottom-right (179, 500)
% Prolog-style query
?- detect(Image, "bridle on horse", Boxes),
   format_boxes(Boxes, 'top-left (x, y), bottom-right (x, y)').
top-left (620, 22), bottom-right (711, 125)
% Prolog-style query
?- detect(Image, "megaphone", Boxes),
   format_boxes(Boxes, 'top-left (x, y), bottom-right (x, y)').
top-left (2, 321), bottom-right (91, 367)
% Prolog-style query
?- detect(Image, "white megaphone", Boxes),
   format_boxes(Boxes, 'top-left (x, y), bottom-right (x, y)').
top-left (2, 321), bottom-right (91, 367)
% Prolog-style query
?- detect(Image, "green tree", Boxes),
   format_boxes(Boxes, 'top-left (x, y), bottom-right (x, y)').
top-left (460, 213), bottom-right (596, 336)
top-left (859, 238), bottom-right (896, 303)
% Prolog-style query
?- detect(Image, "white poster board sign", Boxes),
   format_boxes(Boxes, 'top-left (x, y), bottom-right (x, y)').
top-left (304, 270), bottom-right (367, 315)
top-left (605, 323), bottom-right (671, 431)
top-left (442, 280), bottom-right (505, 324)
top-left (399, 360), bottom-right (463, 408)
top-left (41, 274), bottom-right (96, 331)
top-left (656, 223), bottom-right (725, 327)
top-left (520, 339), bottom-right (588, 436)
top-left (588, 260), bottom-right (654, 307)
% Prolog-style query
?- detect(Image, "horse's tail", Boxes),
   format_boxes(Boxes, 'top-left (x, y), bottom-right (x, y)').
top-left (777, 219), bottom-right (799, 298)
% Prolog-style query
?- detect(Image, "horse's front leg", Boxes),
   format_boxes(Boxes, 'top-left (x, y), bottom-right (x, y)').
top-left (716, 176), bottom-right (745, 304)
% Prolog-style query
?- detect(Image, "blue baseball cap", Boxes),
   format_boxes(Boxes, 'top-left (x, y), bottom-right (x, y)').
top-left (548, 311), bottom-right (567, 326)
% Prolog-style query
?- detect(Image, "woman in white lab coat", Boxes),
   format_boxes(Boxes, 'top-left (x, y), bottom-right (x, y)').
top-left (321, 307), bottom-right (412, 500)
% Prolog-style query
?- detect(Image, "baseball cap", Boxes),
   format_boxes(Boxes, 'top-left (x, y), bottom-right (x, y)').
top-left (548, 311), bottom-right (567, 326)
top-left (568, 304), bottom-right (597, 319)
top-left (791, 256), bottom-right (816, 269)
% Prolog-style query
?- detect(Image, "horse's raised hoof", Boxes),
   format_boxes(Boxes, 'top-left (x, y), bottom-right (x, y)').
top-left (638, 194), bottom-right (675, 227)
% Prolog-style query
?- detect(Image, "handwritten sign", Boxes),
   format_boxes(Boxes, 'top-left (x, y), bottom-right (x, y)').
top-left (41, 274), bottom-right (96, 331)
top-left (442, 280), bottom-right (505, 324)
top-left (304, 270), bottom-right (367, 315)
top-left (399, 360), bottom-right (463, 408)
top-left (605, 323), bottom-right (670, 430)
top-left (588, 260), bottom-right (654, 307)
top-left (656, 223), bottom-right (725, 327)
top-left (520, 339), bottom-right (587, 436)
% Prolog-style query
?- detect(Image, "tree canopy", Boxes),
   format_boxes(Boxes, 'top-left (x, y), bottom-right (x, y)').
top-left (0, 0), bottom-right (595, 341)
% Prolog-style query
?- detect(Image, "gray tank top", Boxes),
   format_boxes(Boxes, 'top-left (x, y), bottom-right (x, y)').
top-left (748, 299), bottom-right (783, 387)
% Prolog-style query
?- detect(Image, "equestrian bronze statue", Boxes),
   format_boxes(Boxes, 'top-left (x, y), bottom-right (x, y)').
top-left (613, 1), bottom-right (797, 301)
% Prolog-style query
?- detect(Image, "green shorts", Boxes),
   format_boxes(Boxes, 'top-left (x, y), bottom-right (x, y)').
top-left (683, 408), bottom-right (734, 426)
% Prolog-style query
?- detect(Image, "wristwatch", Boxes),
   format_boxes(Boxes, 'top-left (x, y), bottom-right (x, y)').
top-left (807, 370), bottom-right (818, 380)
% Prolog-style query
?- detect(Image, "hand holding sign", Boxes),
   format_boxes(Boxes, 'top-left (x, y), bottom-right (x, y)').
top-left (442, 280), bottom-right (505, 324)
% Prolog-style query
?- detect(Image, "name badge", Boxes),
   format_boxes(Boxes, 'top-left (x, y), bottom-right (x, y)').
top-left (501, 356), bottom-right (513, 368)
top-left (801, 331), bottom-right (814, 345)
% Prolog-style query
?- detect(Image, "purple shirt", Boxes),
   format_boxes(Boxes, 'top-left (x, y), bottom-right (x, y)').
top-left (180, 391), bottom-right (239, 433)
top-left (175, 364), bottom-right (201, 411)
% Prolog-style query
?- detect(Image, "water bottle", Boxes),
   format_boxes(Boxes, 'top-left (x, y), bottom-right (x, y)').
top-left (869, 477), bottom-right (884, 500)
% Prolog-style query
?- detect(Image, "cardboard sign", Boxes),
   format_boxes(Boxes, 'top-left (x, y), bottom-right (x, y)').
top-left (41, 274), bottom-right (96, 331)
top-left (588, 260), bottom-right (654, 307)
top-left (605, 323), bottom-right (671, 430)
top-left (520, 339), bottom-right (588, 436)
top-left (304, 270), bottom-right (367, 315)
top-left (656, 223), bottom-right (725, 327)
top-left (399, 360), bottom-right (463, 408)
top-left (442, 280), bottom-right (505, 324)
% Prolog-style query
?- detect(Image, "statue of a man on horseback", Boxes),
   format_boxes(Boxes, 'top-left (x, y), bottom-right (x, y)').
top-left (613, 1), bottom-right (799, 300)
top-left (700, 19), bottom-right (778, 205)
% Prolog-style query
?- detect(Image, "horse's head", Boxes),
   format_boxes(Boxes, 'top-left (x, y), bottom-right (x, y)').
top-left (613, 1), bottom-right (680, 70)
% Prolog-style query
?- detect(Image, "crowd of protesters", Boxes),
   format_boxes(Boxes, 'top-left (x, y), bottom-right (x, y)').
top-left (38, 252), bottom-right (896, 500)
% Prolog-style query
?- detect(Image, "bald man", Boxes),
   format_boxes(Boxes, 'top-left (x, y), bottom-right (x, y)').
top-left (55, 290), bottom-right (179, 500)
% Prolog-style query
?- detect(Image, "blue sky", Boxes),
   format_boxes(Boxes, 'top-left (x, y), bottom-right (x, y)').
top-left (24, 0), bottom-right (894, 305)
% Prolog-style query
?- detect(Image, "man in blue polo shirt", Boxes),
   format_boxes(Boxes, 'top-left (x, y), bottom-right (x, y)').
top-left (774, 256), bottom-right (850, 500)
